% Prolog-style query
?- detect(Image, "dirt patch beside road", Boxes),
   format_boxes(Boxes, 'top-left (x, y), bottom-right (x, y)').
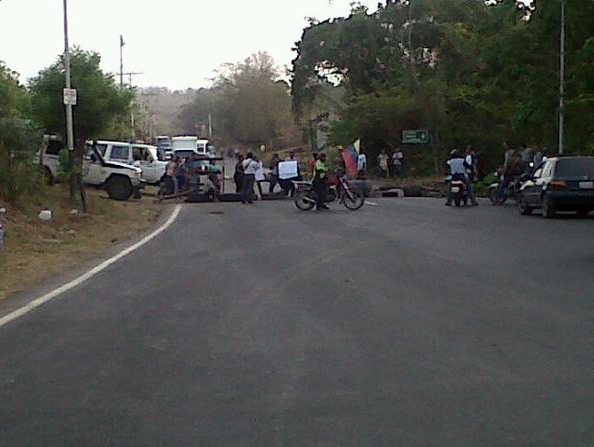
top-left (0, 187), bottom-right (161, 301)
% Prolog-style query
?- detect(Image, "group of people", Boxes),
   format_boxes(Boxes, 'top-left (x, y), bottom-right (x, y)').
top-left (377, 148), bottom-right (405, 178)
top-left (165, 153), bottom-right (221, 199)
top-left (233, 150), bottom-right (304, 203)
top-left (495, 143), bottom-right (545, 204)
top-left (445, 142), bottom-right (548, 207)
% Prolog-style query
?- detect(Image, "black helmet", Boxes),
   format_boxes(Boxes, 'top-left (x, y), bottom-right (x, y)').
top-left (450, 149), bottom-right (460, 158)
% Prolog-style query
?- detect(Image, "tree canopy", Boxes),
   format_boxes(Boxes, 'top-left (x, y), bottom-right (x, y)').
top-left (292, 0), bottom-right (594, 174)
top-left (178, 52), bottom-right (299, 149)
top-left (29, 48), bottom-right (133, 147)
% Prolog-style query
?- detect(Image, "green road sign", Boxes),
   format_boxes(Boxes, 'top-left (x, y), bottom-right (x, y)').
top-left (402, 129), bottom-right (429, 144)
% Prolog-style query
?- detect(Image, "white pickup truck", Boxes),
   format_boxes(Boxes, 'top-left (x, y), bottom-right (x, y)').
top-left (38, 136), bottom-right (143, 201)
top-left (94, 141), bottom-right (167, 185)
top-left (83, 143), bottom-right (143, 200)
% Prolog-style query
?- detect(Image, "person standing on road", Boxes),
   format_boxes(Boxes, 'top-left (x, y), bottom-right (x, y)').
top-left (464, 146), bottom-right (479, 206)
top-left (166, 157), bottom-right (180, 195)
top-left (392, 148), bottom-right (404, 177)
top-left (234, 154), bottom-right (244, 193)
top-left (241, 152), bottom-right (258, 204)
top-left (284, 150), bottom-right (302, 197)
top-left (313, 153), bottom-right (329, 211)
top-left (357, 150), bottom-right (367, 176)
top-left (378, 150), bottom-right (389, 178)
top-left (268, 153), bottom-right (280, 194)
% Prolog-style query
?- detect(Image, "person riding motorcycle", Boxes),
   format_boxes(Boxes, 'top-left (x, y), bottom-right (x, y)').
top-left (445, 149), bottom-right (477, 206)
top-left (496, 149), bottom-right (524, 204)
top-left (313, 153), bottom-right (329, 211)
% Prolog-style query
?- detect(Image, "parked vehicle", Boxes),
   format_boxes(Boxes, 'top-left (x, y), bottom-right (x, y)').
top-left (171, 136), bottom-right (210, 156)
top-left (517, 156), bottom-right (594, 218)
top-left (447, 173), bottom-right (468, 207)
top-left (155, 135), bottom-right (172, 157)
top-left (37, 134), bottom-right (64, 184)
top-left (293, 176), bottom-right (365, 211)
top-left (94, 140), bottom-right (167, 185)
top-left (83, 142), bottom-right (143, 201)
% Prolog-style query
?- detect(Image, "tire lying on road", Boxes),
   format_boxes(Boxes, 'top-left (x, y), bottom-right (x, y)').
top-left (106, 175), bottom-right (133, 201)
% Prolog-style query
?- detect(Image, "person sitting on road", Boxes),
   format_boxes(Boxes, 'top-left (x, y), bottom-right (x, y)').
top-left (314, 153), bottom-right (329, 211)
top-left (445, 149), bottom-right (476, 207)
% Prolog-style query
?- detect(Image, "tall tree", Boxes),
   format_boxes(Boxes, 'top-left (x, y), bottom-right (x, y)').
top-left (0, 62), bottom-right (41, 204)
top-left (30, 49), bottom-right (133, 206)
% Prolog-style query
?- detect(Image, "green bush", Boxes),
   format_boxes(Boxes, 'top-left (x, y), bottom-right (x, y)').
top-left (0, 118), bottom-right (43, 204)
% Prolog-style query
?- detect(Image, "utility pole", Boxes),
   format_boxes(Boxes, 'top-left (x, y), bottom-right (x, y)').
top-left (120, 35), bottom-right (125, 89)
top-left (558, 0), bottom-right (566, 155)
top-left (63, 0), bottom-right (87, 211)
top-left (63, 0), bottom-right (74, 153)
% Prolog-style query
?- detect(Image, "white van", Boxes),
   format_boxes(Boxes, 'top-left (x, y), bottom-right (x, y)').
top-left (171, 136), bottom-right (209, 156)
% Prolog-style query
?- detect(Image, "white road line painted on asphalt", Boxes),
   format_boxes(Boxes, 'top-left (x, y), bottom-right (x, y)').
top-left (365, 201), bottom-right (378, 206)
top-left (0, 204), bottom-right (183, 330)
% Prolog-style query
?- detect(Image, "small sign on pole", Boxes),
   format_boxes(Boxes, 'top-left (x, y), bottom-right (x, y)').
top-left (402, 129), bottom-right (429, 144)
top-left (63, 88), bottom-right (77, 106)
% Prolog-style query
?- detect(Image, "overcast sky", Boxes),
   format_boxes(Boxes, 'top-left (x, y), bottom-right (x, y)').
top-left (0, 0), bottom-right (377, 90)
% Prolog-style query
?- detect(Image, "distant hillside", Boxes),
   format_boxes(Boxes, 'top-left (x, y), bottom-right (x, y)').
top-left (137, 87), bottom-right (196, 137)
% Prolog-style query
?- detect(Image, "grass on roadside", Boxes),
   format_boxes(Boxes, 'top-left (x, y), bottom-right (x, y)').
top-left (0, 185), bottom-right (162, 301)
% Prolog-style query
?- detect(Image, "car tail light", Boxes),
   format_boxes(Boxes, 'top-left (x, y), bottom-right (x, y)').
top-left (550, 180), bottom-right (567, 189)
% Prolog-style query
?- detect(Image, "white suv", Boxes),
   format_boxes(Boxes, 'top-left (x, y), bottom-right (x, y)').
top-left (84, 142), bottom-right (143, 201)
top-left (94, 141), bottom-right (167, 185)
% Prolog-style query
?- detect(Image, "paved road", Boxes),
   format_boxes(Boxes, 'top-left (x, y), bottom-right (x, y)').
top-left (1, 199), bottom-right (593, 446)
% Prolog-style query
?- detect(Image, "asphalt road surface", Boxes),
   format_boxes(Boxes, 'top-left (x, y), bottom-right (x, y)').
top-left (1, 199), bottom-right (593, 446)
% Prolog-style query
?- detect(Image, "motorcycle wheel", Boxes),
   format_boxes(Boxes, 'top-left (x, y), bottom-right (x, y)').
top-left (454, 197), bottom-right (461, 207)
top-left (294, 191), bottom-right (315, 211)
top-left (343, 190), bottom-right (365, 211)
top-left (489, 187), bottom-right (498, 204)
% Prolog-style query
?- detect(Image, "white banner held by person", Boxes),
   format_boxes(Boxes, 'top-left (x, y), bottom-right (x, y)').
top-left (278, 160), bottom-right (298, 180)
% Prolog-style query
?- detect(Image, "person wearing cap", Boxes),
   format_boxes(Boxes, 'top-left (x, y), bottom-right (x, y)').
top-left (314, 153), bottom-right (329, 211)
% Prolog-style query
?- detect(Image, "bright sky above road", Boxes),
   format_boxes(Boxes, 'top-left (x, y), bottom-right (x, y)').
top-left (0, 0), bottom-right (377, 90)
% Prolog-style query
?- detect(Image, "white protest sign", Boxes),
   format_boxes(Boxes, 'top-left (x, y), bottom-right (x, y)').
top-left (278, 160), bottom-right (298, 180)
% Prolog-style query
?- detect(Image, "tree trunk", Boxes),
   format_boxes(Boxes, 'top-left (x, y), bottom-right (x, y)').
top-left (74, 142), bottom-right (87, 213)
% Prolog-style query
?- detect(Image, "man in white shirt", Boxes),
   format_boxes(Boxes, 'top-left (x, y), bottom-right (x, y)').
top-left (446, 149), bottom-right (477, 206)
top-left (357, 152), bottom-right (367, 174)
top-left (242, 152), bottom-right (259, 204)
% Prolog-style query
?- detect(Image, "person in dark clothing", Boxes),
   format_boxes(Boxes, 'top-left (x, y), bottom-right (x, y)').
top-left (268, 153), bottom-right (280, 194)
top-left (234, 154), bottom-right (244, 193)
top-left (313, 153), bottom-right (329, 211)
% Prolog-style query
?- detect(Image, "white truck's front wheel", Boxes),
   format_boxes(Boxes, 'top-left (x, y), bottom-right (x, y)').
top-left (106, 176), bottom-right (132, 201)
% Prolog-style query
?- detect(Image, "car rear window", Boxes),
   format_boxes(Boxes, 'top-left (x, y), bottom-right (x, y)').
top-left (46, 140), bottom-right (63, 156)
top-left (555, 158), bottom-right (594, 178)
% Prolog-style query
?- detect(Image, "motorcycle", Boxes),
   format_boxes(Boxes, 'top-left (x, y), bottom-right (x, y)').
top-left (489, 163), bottom-right (535, 205)
top-left (293, 176), bottom-right (365, 211)
top-left (447, 173), bottom-right (468, 207)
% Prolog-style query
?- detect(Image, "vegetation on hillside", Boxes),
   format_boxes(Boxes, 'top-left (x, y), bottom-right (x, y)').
top-left (291, 0), bottom-right (594, 174)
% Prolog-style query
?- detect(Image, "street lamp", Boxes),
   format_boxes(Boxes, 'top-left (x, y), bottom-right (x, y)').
top-left (62, 0), bottom-right (74, 152)
top-left (558, 0), bottom-right (566, 155)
